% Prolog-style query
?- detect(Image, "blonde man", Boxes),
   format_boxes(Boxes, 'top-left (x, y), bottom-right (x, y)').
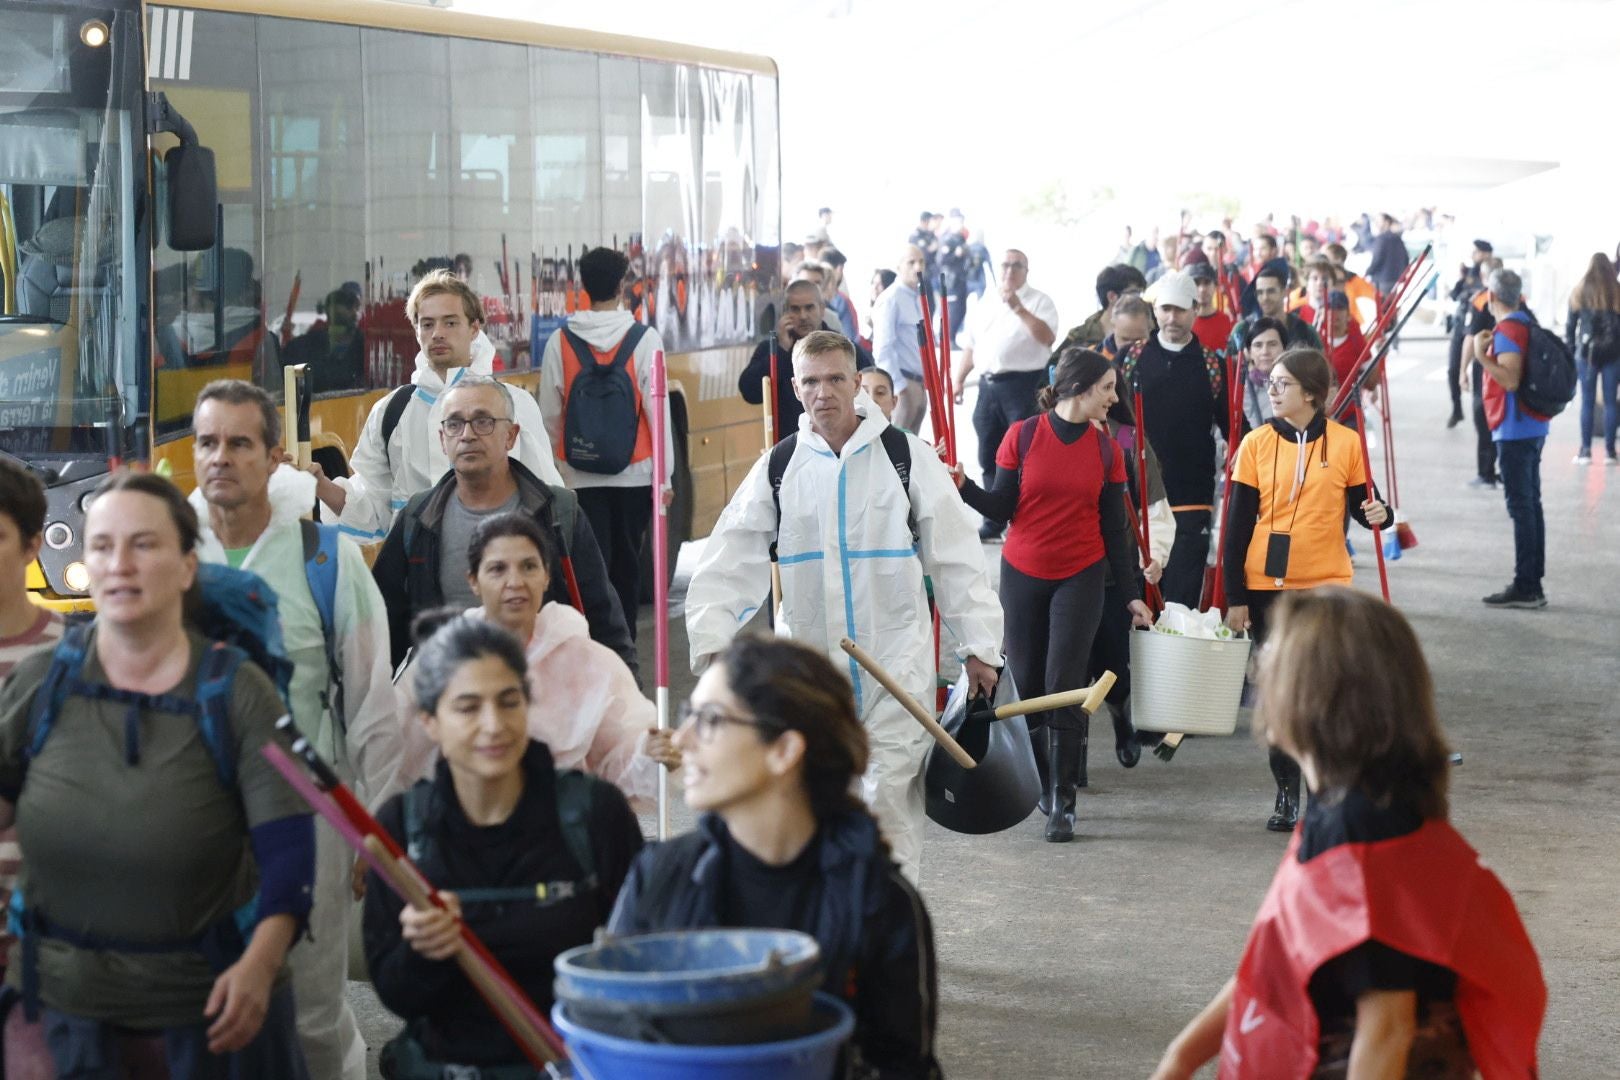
top-left (312, 270), bottom-right (562, 541)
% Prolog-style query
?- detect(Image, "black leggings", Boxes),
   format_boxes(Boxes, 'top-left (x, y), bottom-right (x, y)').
top-left (1088, 578), bottom-right (1135, 707)
top-left (1001, 559), bottom-right (1106, 733)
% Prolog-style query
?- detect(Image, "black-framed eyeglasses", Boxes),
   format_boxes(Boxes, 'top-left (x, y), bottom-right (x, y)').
top-left (1267, 378), bottom-right (1297, 394)
top-left (440, 415), bottom-right (510, 437)
top-left (676, 701), bottom-right (775, 742)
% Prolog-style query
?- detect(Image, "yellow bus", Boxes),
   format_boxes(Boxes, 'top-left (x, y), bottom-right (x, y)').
top-left (0, 0), bottom-right (780, 608)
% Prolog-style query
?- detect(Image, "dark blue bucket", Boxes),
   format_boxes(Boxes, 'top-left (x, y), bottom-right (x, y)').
top-left (554, 929), bottom-right (822, 1044)
top-left (553, 992), bottom-right (853, 1080)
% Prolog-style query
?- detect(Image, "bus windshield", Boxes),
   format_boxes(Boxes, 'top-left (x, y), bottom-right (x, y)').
top-left (0, 4), bottom-right (142, 468)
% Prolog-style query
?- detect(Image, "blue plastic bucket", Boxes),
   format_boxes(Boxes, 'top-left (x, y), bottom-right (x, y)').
top-left (554, 929), bottom-right (822, 1044)
top-left (553, 992), bottom-right (853, 1080)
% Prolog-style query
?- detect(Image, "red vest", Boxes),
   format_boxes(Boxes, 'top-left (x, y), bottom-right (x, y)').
top-left (554, 330), bottom-right (653, 466)
top-left (1220, 820), bottom-right (1545, 1080)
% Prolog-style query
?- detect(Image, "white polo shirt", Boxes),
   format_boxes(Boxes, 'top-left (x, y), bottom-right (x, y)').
top-left (960, 284), bottom-right (1060, 375)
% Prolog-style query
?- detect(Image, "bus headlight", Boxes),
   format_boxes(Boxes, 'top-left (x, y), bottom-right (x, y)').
top-left (63, 563), bottom-right (91, 593)
top-left (80, 19), bottom-right (109, 48)
top-left (43, 522), bottom-right (73, 550)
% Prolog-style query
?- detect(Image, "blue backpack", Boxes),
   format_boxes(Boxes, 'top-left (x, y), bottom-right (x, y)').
top-left (559, 323), bottom-right (649, 474)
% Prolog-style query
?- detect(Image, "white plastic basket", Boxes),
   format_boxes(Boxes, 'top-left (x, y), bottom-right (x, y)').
top-left (1128, 629), bottom-right (1252, 735)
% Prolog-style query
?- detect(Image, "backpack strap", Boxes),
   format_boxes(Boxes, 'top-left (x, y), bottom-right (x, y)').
top-left (877, 424), bottom-right (919, 546)
top-left (402, 778), bottom-right (434, 864)
top-left (22, 622), bottom-right (92, 775)
top-left (193, 643), bottom-right (245, 790)
top-left (767, 433), bottom-right (799, 561)
top-left (301, 520), bottom-right (346, 731)
top-left (379, 385), bottom-right (415, 468)
top-left (552, 769), bottom-right (598, 887)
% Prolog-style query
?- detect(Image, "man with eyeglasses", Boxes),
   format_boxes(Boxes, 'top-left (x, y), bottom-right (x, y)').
top-left (372, 375), bottom-right (635, 674)
top-left (950, 249), bottom-right (1060, 541)
top-left (310, 270), bottom-right (562, 542)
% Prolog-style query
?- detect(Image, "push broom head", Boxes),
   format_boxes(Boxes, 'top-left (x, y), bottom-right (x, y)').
top-left (1394, 510), bottom-right (1418, 551)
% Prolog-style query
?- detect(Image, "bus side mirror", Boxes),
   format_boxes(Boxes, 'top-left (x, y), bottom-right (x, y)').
top-left (165, 144), bottom-right (216, 252)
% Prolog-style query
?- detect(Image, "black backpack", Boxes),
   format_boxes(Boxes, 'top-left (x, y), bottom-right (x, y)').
top-left (560, 324), bottom-right (650, 474)
top-left (1517, 322), bottom-right (1577, 419)
top-left (1583, 309), bottom-right (1620, 367)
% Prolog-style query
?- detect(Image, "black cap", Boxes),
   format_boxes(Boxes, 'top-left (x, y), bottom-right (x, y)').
top-left (1187, 262), bottom-right (1218, 284)
top-left (1473, 239), bottom-right (1494, 253)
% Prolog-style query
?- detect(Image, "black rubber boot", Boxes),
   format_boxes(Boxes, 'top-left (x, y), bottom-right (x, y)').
top-left (1266, 746), bottom-right (1301, 832)
top-left (1032, 722), bottom-right (1052, 817)
top-left (1044, 727), bottom-right (1081, 843)
top-left (1112, 699), bottom-right (1141, 768)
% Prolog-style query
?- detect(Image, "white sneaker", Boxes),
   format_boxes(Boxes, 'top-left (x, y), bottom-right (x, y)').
top-left (1574, 452), bottom-right (1592, 465)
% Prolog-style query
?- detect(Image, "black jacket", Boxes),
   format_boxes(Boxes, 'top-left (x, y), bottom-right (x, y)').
top-left (739, 335), bottom-right (875, 441)
top-left (363, 742), bottom-right (642, 1067)
top-left (1126, 336), bottom-right (1232, 507)
top-left (372, 458), bottom-right (637, 676)
top-left (1366, 232), bottom-right (1410, 295)
top-left (608, 810), bottom-right (941, 1080)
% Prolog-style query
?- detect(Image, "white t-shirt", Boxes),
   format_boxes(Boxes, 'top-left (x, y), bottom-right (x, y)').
top-left (959, 284), bottom-right (1060, 374)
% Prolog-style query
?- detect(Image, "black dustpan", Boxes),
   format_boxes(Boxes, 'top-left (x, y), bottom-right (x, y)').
top-left (924, 669), bottom-right (1041, 835)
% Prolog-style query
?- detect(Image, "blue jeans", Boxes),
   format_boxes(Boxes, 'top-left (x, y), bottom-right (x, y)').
top-left (1496, 436), bottom-right (1545, 593)
top-left (1576, 356), bottom-right (1620, 455)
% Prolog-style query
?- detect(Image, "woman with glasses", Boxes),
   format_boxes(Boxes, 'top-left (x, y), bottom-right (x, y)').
top-left (1152, 589), bottom-right (1544, 1080)
top-left (608, 636), bottom-right (942, 1080)
top-left (395, 512), bottom-right (678, 806)
top-left (1221, 348), bottom-right (1388, 832)
top-left (364, 611), bottom-right (643, 1078)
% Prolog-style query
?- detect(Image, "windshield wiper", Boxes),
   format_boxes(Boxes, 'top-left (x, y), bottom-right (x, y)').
top-left (0, 445), bottom-right (58, 484)
top-left (0, 314), bottom-right (64, 326)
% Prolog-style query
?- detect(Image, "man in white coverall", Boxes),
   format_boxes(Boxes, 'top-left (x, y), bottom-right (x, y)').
top-left (310, 269), bottom-right (562, 540)
top-left (191, 380), bottom-right (402, 1080)
top-left (686, 330), bottom-right (1003, 882)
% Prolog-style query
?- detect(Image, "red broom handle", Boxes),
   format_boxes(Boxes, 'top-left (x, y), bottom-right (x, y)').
top-left (938, 289), bottom-right (956, 463)
top-left (1121, 496), bottom-right (1163, 612)
top-left (1352, 404), bottom-right (1391, 602)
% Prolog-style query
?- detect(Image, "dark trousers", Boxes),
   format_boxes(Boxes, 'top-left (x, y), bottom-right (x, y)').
top-left (1577, 356), bottom-right (1620, 455)
top-left (576, 485), bottom-right (653, 639)
top-left (973, 370), bottom-right (1045, 490)
top-left (1497, 437), bottom-right (1545, 592)
top-left (1000, 560), bottom-right (1105, 734)
top-left (42, 986), bottom-right (308, 1079)
top-left (1471, 363), bottom-right (1497, 482)
top-left (1088, 579), bottom-right (1135, 708)
top-left (1447, 328), bottom-right (1466, 412)
top-left (1162, 508), bottom-right (1212, 609)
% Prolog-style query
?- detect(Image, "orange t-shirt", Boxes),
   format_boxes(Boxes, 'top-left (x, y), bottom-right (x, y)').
top-left (1234, 418), bottom-right (1367, 593)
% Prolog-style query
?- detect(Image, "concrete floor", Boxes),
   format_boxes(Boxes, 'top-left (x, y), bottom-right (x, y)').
top-left (351, 335), bottom-right (1620, 1078)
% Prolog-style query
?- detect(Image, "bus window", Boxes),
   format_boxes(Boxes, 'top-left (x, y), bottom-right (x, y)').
top-left (151, 9), bottom-right (275, 441)
top-left (259, 20), bottom-right (367, 397)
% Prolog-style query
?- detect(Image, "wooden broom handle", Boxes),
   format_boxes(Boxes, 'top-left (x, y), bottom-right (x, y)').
top-left (361, 837), bottom-right (559, 1065)
top-left (992, 673), bottom-right (1118, 720)
top-left (839, 638), bottom-right (976, 769)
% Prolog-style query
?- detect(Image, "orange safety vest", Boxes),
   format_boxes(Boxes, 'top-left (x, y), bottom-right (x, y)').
top-left (553, 327), bottom-right (653, 467)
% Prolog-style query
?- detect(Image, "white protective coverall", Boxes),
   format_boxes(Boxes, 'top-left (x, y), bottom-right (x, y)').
top-left (686, 395), bottom-right (1004, 881)
top-left (191, 466), bottom-right (402, 1080)
top-left (334, 330), bottom-right (563, 542)
top-left (394, 602), bottom-right (661, 809)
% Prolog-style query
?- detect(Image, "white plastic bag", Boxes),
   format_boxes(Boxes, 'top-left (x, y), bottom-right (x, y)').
top-left (1151, 602), bottom-right (1235, 641)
